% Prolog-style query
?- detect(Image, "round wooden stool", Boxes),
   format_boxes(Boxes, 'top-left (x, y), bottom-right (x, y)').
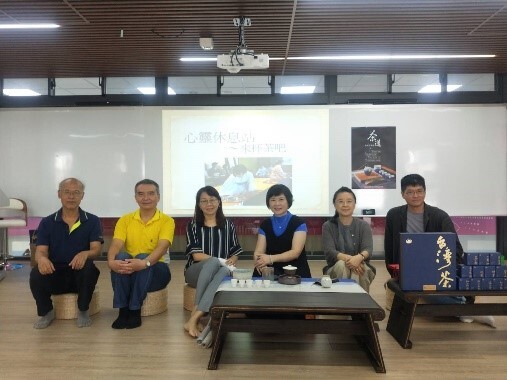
top-left (52, 289), bottom-right (100, 320)
top-left (141, 287), bottom-right (168, 316)
top-left (183, 284), bottom-right (196, 311)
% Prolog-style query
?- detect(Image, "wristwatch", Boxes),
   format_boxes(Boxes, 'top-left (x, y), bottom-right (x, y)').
top-left (145, 259), bottom-right (151, 268)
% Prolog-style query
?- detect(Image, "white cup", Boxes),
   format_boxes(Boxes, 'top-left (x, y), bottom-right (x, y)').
top-left (255, 279), bottom-right (263, 287)
top-left (321, 275), bottom-right (332, 288)
top-left (239, 279), bottom-right (246, 287)
top-left (246, 279), bottom-right (253, 288)
top-left (263, 279), bottom-right (271, 288)
top-left (230, 278), bottom-right (238, 287)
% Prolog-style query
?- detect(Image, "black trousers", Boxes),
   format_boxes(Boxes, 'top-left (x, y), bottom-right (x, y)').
top-left (29, 259), bottom-right (100, 316)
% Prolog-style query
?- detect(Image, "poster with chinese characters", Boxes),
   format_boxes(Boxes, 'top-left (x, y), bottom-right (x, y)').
top-left (351, 126), bottom-right (396, 189)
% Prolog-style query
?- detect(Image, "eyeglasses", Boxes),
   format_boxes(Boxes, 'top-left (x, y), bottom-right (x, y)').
top-left (61, 190), bottom-right (82, 197)
top-left (199, 199), bottom-right (219, 205)
top-left (404, 189), bottom-right (425, 197)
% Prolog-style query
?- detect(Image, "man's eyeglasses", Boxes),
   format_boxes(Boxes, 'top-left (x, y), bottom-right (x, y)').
top-left (199, 199), bottom-right (219, 205)
top-left (61, 190), bottom-right (82, 197)
top-left (404, 189), bottom-right (425, 197)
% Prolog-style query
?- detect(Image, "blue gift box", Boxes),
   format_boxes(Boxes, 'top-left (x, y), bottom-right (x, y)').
top-left (492, 278), bottom-right (505, 290)
top-left (470, 278), bottom-right (482, 290)
top-left (481, 278), bottom-right (494, 290)
top-left (472, 266), bottom-right (485, 278)
top-left (458, 264), bottom-right (473, 278)
top-left (484, 266), bottom-right (496, 278)
top-left (490, 252), bottom-right (501, 266)
top-left (400, 232), bottom-right (457, 291)
top-left (496, 266), bottom-right (507, 278)
top-left (458, 278), bottom-right (472, 290)
top-left (478, 253), bottom-right (490, 266)
top-left (464, 252), bottom-right (479, 266)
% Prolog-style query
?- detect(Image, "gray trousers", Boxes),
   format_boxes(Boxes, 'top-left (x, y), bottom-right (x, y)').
top-left (184, 257), bottom-right (230, 313)
top-left (327, 260), bottom-right (375, 292)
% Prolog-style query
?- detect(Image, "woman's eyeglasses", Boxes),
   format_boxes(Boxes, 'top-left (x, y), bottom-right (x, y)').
top-left (199, 199), bottom-right (219, 205)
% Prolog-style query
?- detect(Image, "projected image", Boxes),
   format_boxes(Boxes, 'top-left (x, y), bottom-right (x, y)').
top-left (204, 157), bottom-right (292, 206)
top-left (162, 108), bottom-right (329, 216)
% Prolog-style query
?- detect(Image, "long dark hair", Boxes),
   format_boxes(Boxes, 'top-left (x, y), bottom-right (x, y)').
top-left (194, 186), bottom-right (226, 228)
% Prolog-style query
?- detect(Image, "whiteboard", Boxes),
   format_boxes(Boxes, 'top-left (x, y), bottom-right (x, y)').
top-left (329, 104), bottom-right (507, 216)
top-left (0, 104), bottom-right (505, 217)
top-left (0, 107), bottom-right (162, 217)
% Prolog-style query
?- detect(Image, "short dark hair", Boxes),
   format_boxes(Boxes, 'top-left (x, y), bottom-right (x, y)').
top-left (332, 186), bottom-right (356, 218)
top-left (266, 184), bottom-right (293, 208)
top-left (400, 174), bottom-right (426, 193)
top-left (194, 186), bottom-right (226, 228)
top-left (135, 179), bottom-right (160, 195)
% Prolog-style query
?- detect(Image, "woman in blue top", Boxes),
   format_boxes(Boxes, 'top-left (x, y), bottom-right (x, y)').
top-left (184, 186), bottom-right (242, 338)
top-left (253, 184), bottom-right (311, 278)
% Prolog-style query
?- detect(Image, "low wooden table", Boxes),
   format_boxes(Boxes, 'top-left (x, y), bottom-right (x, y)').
top-left (386, 278), bottom-right (507, 349)
top-left (208, 283), bottom-right (386, 372)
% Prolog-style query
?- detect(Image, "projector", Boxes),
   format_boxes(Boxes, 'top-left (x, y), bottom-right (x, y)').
top-left (217, 53), bottom-right (269, 73)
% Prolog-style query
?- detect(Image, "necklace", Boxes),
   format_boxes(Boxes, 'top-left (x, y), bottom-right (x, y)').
top-left (272, 213), bottom-right (290, 229)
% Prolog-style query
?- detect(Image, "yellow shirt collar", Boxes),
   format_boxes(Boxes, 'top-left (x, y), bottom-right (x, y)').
top-left (133, 209), bottom-right (160, 225)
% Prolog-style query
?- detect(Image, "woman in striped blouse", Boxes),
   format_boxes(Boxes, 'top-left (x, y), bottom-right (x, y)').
top-left (183, 186), bottom-right (242, 338)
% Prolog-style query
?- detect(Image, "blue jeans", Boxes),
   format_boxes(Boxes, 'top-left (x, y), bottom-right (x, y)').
top-left (110, 252), bottom-right (171, 310)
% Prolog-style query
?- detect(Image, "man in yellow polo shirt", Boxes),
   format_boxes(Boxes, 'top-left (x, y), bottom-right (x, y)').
top-left (107, 179), bottom-right (175, 329)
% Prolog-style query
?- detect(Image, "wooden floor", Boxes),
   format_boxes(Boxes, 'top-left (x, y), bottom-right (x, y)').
top-left (1, 260), bottom-right (506, 379)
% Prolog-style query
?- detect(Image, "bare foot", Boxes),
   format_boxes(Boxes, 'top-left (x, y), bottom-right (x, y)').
top-left (185, 309), bottom-right (205, 338)
top-left (187, 322), bottom-right (200, 338)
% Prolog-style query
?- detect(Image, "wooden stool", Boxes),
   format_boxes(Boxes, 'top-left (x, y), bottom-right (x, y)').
top-left (52, 289), bottom-right (100, 320)
top-left (183, 284), bottom-right (196, 311)
top-left (141, 287), bottom-right (168, 316)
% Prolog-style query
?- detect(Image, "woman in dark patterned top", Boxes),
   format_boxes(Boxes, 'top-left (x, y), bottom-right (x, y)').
top-left (184, 186), bottom-right (242, 338)
top-left (253, 184), bottom-right (311, 278)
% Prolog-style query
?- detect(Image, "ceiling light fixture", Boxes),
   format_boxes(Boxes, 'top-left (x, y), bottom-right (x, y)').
top-left (0, 23), bottom-right (60, 29)
top-left (287, 54), bottom-right (495, 60)
top-left (137, 87), bottom-right (176, 95)
top-left (3, 89), bottom-right (41, 96)
top-left (180, 57), bottom-right (217, 62)
top-left (280, 86), bottom-right (316, 94)
top-left (181, 54), bottom-right (492, 63)
top-left (418, 84), bottom-right (462, 93)
top-left (199, 37), bottom-right (214, 50)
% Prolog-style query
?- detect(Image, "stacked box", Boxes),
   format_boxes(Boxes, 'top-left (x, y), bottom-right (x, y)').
top-left (457, 251), bottom-right (507, 290)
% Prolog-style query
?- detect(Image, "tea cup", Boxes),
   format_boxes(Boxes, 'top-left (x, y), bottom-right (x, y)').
top-left (321, 275), bottom-right (332, 288)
